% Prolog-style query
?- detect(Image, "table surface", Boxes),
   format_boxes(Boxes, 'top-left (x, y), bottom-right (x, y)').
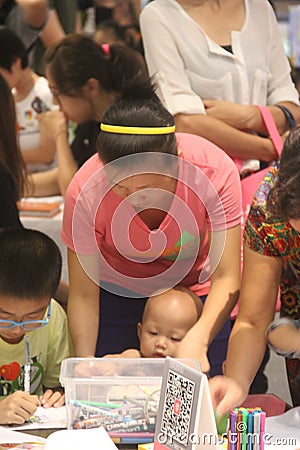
top-left (20, 197), bottom-right (68, 283)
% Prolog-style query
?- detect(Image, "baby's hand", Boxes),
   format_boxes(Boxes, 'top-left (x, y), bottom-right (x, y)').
top-left (0, 391), bottom-right (39, 424)
top-left (40, 389), bottom-right (65, 408)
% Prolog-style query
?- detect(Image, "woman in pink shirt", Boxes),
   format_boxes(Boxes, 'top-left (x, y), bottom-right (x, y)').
top-left (62, 81), bottom-right (242, 376)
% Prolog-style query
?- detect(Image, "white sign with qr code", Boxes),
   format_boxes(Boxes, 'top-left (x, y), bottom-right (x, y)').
top-left (154, 357), bottom-right (218, 450)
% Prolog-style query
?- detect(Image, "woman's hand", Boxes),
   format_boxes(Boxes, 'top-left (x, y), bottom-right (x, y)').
top-left (37, 110), bottom-right (68, 143)
top-left (204, 100), bottom-right (257, 130)
top-left (0, 391), bottom-right (39, 424)
top-left (174, 329), bottom-right (210, 374)
top-left (40, 389), bottom-right (65, 408)
top-left (209, 375), bottom-right (248, 416)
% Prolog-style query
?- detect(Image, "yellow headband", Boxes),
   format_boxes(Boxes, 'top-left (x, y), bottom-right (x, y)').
top-left (100, 123), bottom-right (176, 135)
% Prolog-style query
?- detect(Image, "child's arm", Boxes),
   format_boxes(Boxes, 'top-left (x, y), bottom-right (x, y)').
top-left (0, 391), bottom-right (39, 424)
top-left (40, 387), bottom-right (65, 408)
top-left (104, 349), bottom-right (141, 358)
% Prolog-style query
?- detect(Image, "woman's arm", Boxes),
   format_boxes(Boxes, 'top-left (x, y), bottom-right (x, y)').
top-left (27, 168), bottom-right (60, 197)
top-left (16, 0), bottom-right (48, 29)
top-left (225, 247), bottom-right (282, 387)
top-left (67, 249), bottom-right (100, 357)
top-left (37, 110), bottom-right (79, 196)
top-left (210, 246), bottom-right (282, 414)
top-left (175, 113), bottom-right (277, 162)
top-left (39, 9), bottom-right (65, 48)
top-left (203, 100), bottom-right (300, 136)
top-left (175, 225), bottom-right (241, 372)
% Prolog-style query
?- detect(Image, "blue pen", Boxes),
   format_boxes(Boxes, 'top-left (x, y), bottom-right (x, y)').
top-left (247, 411), bottom-right (254, 450)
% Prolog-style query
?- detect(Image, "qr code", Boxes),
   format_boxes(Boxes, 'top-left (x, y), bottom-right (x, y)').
top-left (161, 369), bottom-right (195, 446)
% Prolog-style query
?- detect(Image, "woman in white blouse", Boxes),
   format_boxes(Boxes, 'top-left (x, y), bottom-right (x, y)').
top-left (140, 0), bottom-right (300, 172)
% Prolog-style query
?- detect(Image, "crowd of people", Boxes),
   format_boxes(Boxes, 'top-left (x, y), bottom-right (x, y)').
top-left (0, 0), bottom-right (299, 426)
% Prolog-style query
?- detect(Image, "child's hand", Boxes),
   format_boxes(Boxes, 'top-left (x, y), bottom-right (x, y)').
top-left (40, 389), bottom-right (65, 408)
top-left (0, 390), bottom-right (39, 424)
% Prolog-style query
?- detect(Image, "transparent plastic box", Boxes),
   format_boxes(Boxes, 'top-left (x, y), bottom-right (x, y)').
top-left (60, 357), bottom-right (200, 440)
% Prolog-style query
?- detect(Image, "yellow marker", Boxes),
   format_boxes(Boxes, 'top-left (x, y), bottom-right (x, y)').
top-left (138, 443), bottom-right (154, 450)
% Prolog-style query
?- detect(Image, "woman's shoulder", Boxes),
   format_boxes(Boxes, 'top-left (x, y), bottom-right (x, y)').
top-left (66, 153), bottom-right (104, 199)
top-left (141, 0), bottom-right (180, 17)
top-left (177, 132), bottom-right (237, 172)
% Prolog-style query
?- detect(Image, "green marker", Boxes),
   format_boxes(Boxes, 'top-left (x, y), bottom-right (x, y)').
top-left (241, 409), bottom-right (249, 450)
top-left (78, 400), bottom-right (123, 409)
top-left (215, 411), bottom-right (229, 436)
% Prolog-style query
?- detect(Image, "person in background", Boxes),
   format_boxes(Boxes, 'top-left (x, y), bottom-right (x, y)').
top-left (0, 27), bottom-right (57, 174)
top-left (62, 81), bottom-right (241, 377)
top-left (30, 0), bottom-right (81, 75)
top-left (140, 0), bottom-right (300, 175)
top-left (0, 0), bottom-right (48, 58)
top-left (0, 228), bottom-right (71, 424)
top-left (105, 287), bottom-right (203, 358)
top-left (0, 73), bottom-right (26, 229)
top-left (93, 18), bottom-right (128, 46)
top-left (210, 126), bottom-right (300, 411)
top-left (266, 317), bottom-right (300, 360)
top-left (30, 34), bottom-right (146, 197)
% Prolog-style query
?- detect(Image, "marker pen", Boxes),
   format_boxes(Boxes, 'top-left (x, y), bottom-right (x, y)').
top-left (260, 412), bottom-right (266, 450)
top-left (236, 412), bottom-right (243, 450)
top-left (253, 411), bottom-right (260, 450)
top-left (241, 410), bottom-right (248, 450)
top-left (228, 410), bottom-right (237, 450)
top-left (247, 411), bottom-right (254, 450)
top-left (73, 414), bottom-right (108, 429)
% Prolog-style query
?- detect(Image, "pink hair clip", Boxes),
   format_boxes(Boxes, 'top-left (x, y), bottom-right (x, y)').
top-left (101, 43), bottom-right (110, 56)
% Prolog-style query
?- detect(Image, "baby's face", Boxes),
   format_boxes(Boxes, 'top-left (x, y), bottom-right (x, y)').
top-left (138, 294), bottom-right (198, 358)
top-left (138, 320), bottom-right (187, 358)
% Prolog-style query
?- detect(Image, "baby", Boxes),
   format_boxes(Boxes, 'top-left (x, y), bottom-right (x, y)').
top-left (105, 286), bottom-right (202, 358)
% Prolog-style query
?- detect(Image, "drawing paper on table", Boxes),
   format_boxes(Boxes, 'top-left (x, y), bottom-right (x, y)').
top-left (0, 430), bottom-right (45, 445)
top-left (0, 407), bottom-right (67, 431)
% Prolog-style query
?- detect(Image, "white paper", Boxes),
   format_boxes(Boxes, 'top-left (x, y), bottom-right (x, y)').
top-left (44, 428), bottom-right (118, 450)
top-left (265, 406), bottom-right (300, 450)
top-left (0, 429), bottom-right (46, 444)
top-left (0, 407), bottom-right (67, 431)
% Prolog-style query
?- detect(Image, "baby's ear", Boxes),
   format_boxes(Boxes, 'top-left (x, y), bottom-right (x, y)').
top-left (137, 322), bottom-right (142, 339)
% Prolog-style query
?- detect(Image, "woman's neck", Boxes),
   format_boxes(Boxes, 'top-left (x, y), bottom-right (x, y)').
top-left (94, 90), bottom-right (118, 122)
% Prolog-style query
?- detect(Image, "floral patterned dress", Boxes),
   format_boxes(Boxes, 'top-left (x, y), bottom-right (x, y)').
top-left (244, 163), bottom-right (300, 406)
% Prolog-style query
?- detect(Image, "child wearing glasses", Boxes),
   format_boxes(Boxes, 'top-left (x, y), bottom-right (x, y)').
top-left (0, 228), bottom-right (71, 425)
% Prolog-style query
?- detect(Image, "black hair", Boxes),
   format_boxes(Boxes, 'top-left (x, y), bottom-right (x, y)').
top-left (0, 74), bottom-right (26, 199)
top-left (267, 125), bottom-right (300, 220)
top-left (0, 26), bottom-right (28, 71)
top-left (0, 228), bottom-right (62, 299)
top-left (94, 19), bottom-right (125, 44)
top-left (97, 79), bottom-right (177, 165)
top-left (44, 33), bottom-right (147, 98)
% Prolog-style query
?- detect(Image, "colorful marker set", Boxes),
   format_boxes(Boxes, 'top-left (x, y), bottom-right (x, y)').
top-left (227, 408), bottom-right (266, 450)
top-left (68, 396), bottom-right (158, 434)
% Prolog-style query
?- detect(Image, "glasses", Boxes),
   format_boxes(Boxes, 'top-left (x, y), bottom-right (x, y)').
top-left (49, 85), bottom-right (62, 99)
top-left (0, 301), bottom-right (52, 330)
